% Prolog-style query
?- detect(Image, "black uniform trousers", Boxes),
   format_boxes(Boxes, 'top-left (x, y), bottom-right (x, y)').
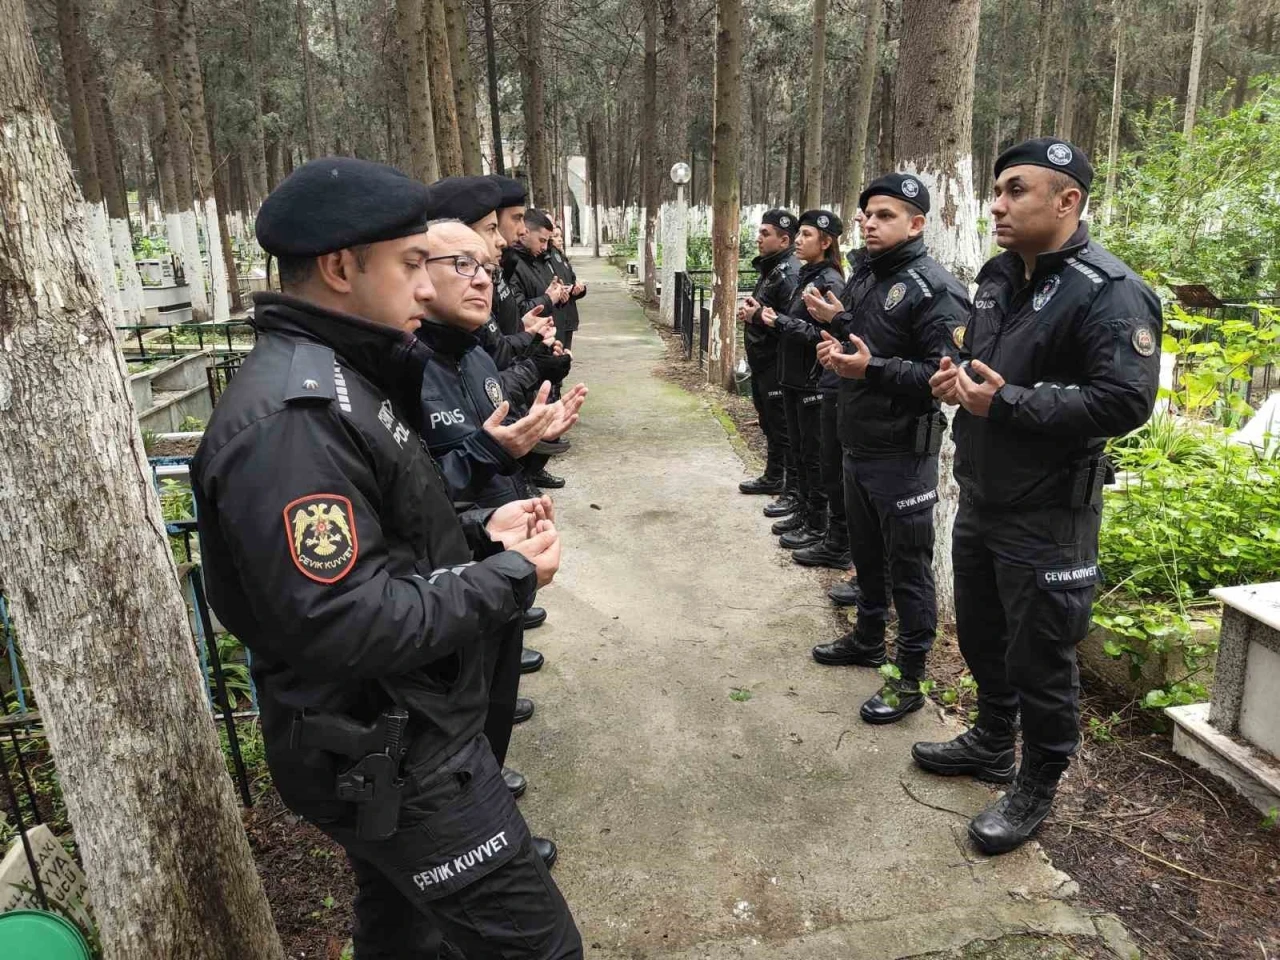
top-left (320, 736), bottom-right (582, 960)
top-left (747, 354), bottom-right (790, 481)
top-left (782, 387), bottom-right (825, 519)
top-left (558, 329), bottom-right (574, 350)
top-left (819, 394), bottom-right (846, 544)
top-left (952, 499), bottom-right (1103, 761)
top-left (844, 452), bottom-right (938, 676)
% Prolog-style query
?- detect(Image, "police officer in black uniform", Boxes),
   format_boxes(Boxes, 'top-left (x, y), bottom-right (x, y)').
top-left (916, 139), bottom-right (1161, 854)
top-left (738, 209), bottom-right (800, 505)
top-left (807, 175), bottom-right (970, 724)
top-left (547, 217), bottom-right (587, 351)
top-left (760, 210), bottom-right (846, 550)
top-left (192, 158), bottom-right (582, 958)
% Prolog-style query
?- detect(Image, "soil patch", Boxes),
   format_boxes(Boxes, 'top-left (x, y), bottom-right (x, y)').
top-left (643, 294), bottom-right (1280, 960)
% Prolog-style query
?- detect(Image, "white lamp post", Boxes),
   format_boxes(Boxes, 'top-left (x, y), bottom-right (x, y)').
top-left (662, 161), bottom-right (692, 326)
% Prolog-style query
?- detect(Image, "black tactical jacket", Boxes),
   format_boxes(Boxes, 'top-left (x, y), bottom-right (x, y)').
top-left (955, 224), bottom-right (1162, 509)
top-left (547, 246), bottom-right (585, 334)
top-left (832, 237), bottom-right (970, 456)
top-left (502, 245), bottom-right (556, 318)
top-left (774, 259), bottom-right (846, 391)
top-left (416, 320), bottom-right (524, 507)
top-left (475, 316), bottom-right (541, 413)
top-left (745, 248), bottom-right (800, 367)
top-left (192, 294), bottom-right (536, 820)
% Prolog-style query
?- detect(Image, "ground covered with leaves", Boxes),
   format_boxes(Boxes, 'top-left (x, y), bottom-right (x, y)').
top-left (646, 300), bottom-right (1280, 960)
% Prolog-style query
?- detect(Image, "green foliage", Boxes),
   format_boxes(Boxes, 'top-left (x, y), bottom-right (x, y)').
top-left (1096, 81), bottom-right (1280, 299)
top-left (729, 687), bottom-right (753, 702)
top-left (178, 415), bottom-right (207, 432)
top-left (209, 633), bottom-right (254, 712)
top-left (131, 233), bottom-right (169, 259)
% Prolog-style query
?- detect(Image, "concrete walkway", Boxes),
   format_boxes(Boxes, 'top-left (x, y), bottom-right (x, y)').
top-left (514, 257), bottom-right (1131, 959)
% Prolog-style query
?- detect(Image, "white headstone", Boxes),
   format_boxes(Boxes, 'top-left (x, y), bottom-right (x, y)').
top-left (0, 824), bottom-right (94, 933)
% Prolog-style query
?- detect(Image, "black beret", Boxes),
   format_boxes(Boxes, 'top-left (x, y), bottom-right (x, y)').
top-left (761, 208), bottom-right (798, 237)
top-left (256, 157), bottom-right (430, 258)
top-left (799, 209), bottom-right (843, 238)
top-left (427, 175), bottom-right (503, 224)
top-left (995, 137), bottom-right (1094, 191)
top-left (489, 175), bottom-right (528, 209)
top-left (859, 172), bottom-right (931, 215)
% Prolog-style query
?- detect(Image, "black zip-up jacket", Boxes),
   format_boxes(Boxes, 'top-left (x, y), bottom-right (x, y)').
top-left (955, 223), bottom-right (1162, 509)
top-left (831, 237), bottom-right (970, 456)
top-left (547, 246), bottom-right (585, 334)
top-left (745, 248), bottom-right (800, 368)
top-left (774, 259), bottom-right (846, 391)
top-left (416, 320), bottom-right (523, 507)
top-left (192, 294), bottom-right (536, 821)
top-left (502, 245), bottom-right (556, 318)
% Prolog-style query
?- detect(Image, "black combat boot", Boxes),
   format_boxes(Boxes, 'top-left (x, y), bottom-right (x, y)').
top-left (740, 472), bottom-right (784, 495)
top-left (811, 619), bottom-right (886, 666)
top-left (533, 836), bottom-right (558, 868)
top-left (968, 752), bottom-right (1069, 854)
top-left (763, 483), bottom-right (800, 518)
top-left (860, 665), bottom-right (926, 725)
top-left (503, 766), bottom-right (528, 798)
top-left (791, 519), bottom-right (851, 569)
top-left (771, 512), bottom-right (805, 534)
top-left (779, 507), bottom-right (826, 549)
top-left (527, 469), bottom-right (565, 489)
top-left (911, 714), bottom-right (1017, 783)
top-left (520, 647), bottom-right (545, 673)
top-left (513, 697), bottom-right (535, 724)
top-left (828, 577), bottom-right (859, 606)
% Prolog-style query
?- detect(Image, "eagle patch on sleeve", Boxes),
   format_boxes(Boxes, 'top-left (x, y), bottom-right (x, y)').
top-left (285, 494), bottom-right (359, 583)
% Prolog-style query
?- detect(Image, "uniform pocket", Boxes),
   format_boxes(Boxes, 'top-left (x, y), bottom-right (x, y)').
top-left (1035, 561), bottom-right (1101, 645)
top-left (888, 488), bottom-right (938, 550)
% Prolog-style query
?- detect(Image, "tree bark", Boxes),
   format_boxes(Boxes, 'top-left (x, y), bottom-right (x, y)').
top-left (660, 0), bottom-right (692, 201)
top-left (396, 0), bottom-right (439, 182)
top-left (296, 0), bottom-right (320, 158)
top-left (1103, 0), bottom-right (1126, 223)
top-left (53, 0), bottom-right (99, 203)
top-left (802, 0), bottom-right (829, 209)
top-left (641, 0), bottom-right (659, 302)
top-left (893, 0), bottom-right (984, 623)
top-left (329, 0), bottom-right (348, 153)
top-left (1032, 0), bottom-right (1053, 133)
top-left (0, 5), bottom-right (284, 957)
top-left (989, 0), bottom-right (1008, 195)
top-left (709, 0), bottom-right (742, 389)
top-left (519, 7), bottom-right (551, 204)
top-left (1184, 0), bottom-right (1209, 136)
top-left (842, 0), bottom-right (883, 216)
top-left (588, 117), bottom-right (601, 256)
top-left (482, 0), bottom-right (504, 175)
top-left (425, 0), bottom-right (463, 176)
top-left (444, 0), bottom-right (483, 174)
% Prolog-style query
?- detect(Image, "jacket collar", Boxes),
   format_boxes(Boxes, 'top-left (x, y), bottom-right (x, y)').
top-left (868, 235), bottom-right (926, 279)
top-left (752, 246), bottom-right (794, 275)
top-left (986, 222), bottom-right (1090, 286)
top-left (416, 319), bottom-right (479, 358)
top-left (798, 258), bottom-right (837, 283)
top-left (252, 292), bottom-right (432, 428)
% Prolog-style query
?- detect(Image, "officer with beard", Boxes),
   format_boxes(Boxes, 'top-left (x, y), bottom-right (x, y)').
top-left (806, 174), bottom-right (969, 726)
top-left (738, 209), bottom-right (800, 508)
top-left (918, 139), bottom-right (1160, 854)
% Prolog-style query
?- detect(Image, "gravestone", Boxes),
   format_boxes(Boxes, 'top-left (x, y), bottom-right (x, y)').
top-left (0, 824), bottom-right (94, 934)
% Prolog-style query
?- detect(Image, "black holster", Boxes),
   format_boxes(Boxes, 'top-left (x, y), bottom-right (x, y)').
top-left (291, 707), bottom-right (410, 840)
top-left (912, 412), bottom-right (946, 456)
top-left (1064, 455), bottom-right (1113, 507)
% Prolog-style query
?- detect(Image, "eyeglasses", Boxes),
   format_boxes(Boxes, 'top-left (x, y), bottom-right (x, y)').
top-left (423, 255), bottom-right (497, 280)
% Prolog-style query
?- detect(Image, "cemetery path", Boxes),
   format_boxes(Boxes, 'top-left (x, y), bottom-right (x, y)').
top-left (514, 256), bottom-right (1135, 959)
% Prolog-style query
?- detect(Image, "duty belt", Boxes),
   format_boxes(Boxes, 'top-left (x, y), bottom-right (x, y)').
top-left (291, 707), bottom-right (409, 840)
top-left (1064, 456), bottom-right (1113, 508)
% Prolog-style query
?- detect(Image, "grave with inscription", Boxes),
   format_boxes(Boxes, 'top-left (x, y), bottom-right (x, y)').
top-left (0, 824), bottom-right (94, 935)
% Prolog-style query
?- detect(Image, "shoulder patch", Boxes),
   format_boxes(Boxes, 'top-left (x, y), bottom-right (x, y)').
top-left (1131, 324), bottom-right (1157, 357)
top-left (284, 343), bottom-right (337, 405)
top-left (1074, 244), bottom-right (1129, 280)
top-left (285, 494), bottom-right (359, 584)
top-left (1066, 257), bottom-right (1104, 286)
top-left (906, 268), bottom-right (933, 298)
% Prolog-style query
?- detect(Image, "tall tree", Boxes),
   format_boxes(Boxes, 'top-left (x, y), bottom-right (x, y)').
top-left (660, 0), bottom-right (692, 192)
top-left (802, 0), bottom-right (829, 208)
top-left (641, 0), bottom-right (659, 302)
top-left (1184, 0), bottom-right (1209, 136)
top-left (297, 0), bottom-right (320, 157)
top-left (0, 3), bottom-right (284, 956)
top-left (329, 0), bottom-right (349, 153)
top-left (425, 0), bottom-right (463, 176)
top-left (893, 0), bottom-right (984, 621)
top-left (1103, 0), bottom-right (1127, 222)
top-left (482, 0), bottom-right (504, 175)
top-left (444, 0), bottom-right (483, 174)
top-left (709, 0), bottom-right (743, 389)
top-left (842, 0), bottom-right (883, 216)
top-left (396, 0), bottom-right (439, 182)
top-left (519, 6), bottom-right (551, 203)
top-left (1031, 0), bottom-right (1054, 133)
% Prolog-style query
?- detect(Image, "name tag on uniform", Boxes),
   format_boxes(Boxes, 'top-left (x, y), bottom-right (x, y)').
top-left (1037, 563), bottom-right (1101, 590)
top-left (893, 489), bottom-right (938, 515)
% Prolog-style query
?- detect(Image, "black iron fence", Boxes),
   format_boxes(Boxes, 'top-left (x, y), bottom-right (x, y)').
top-left (116, 321), bottom-right (257, 361)
top-left (678, 270), bottom-right (712, 363)
top-left (207, 354), bottom-right (246, 404)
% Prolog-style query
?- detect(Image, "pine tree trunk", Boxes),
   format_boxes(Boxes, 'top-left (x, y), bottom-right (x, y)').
top-left (425, 0), bottom-right (463, 176)
top-left (396, 0), bottom-right (440, 183)
top-left (802, 0), bottom-right (828, 209)
top-left (1184, 0), bottom-right (1209, 136)
top-left (660, 0), bottom-right (692, 200)
top-left (519, 8), bottom-right (551, 204)
top-left (1103, 0), bottom-right (1126, 223)
top-left (296, 0), bottom-right (320, 158)
top-left (0, 6), bottom-right (284, 956)
top-left (53, 0), bottom-right (99, 203)
top-left (482, 0), bottom-right (504, 175)
top-left (709, 0), bottom-right (742, 389)
top-left (641, 0), bottom-right (659, 302)
top-left (1032, 0), bottom-right (1053, 133)
top-left (842, 0), bottom-right (882, 217)
top-left (989, 0), bottom-right (1008, 195)
top-left (329, 0), bottom-right (348, 153)
top-left (246, 1), bottom-right (270, 205)
top-left (444, 0), bottom-right (483, 174)
top-left (894, 0), bottom-right (983, 623)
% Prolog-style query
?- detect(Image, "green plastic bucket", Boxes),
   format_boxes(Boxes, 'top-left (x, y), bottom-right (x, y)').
top-left (0, 909), bottom-right (93, 959)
